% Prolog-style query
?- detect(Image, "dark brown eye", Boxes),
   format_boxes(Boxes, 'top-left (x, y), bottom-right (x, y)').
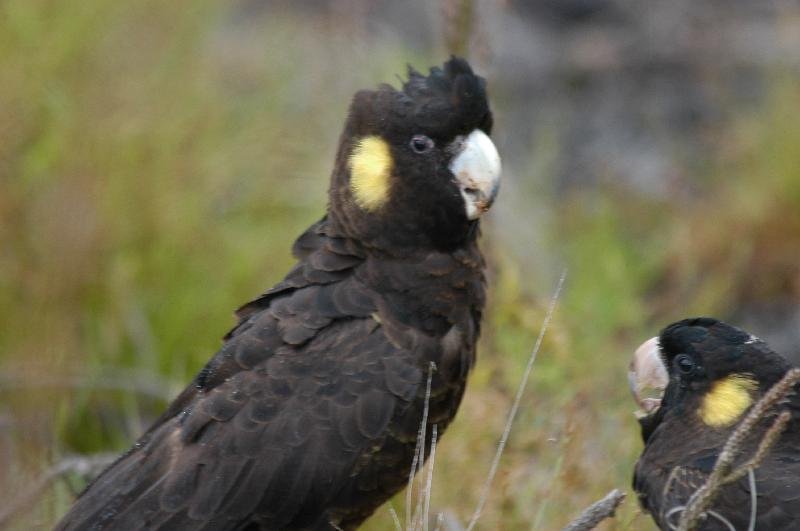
top-left (675, 354), bottom-right (695, 376)
top-left (410, 134), bottom-right (434, 154)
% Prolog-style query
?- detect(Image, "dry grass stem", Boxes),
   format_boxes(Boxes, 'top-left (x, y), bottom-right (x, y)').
top-left (677, 368), bottom-right (800, 531)
top-left (465, 269), bottom-right (567, 531)
top-left (406, 362), bottom-right (436, 531)
top-left (562, 489), bottom-right (627, 531)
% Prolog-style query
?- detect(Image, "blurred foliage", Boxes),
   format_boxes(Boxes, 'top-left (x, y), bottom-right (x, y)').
top-left (1, 1), bottom-right (799, 530)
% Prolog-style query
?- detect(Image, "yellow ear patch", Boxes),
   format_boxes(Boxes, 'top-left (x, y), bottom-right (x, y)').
top-left (348, 136), bottom-right (393, 211)
top-left (699, 374), bottom-right (758, 427)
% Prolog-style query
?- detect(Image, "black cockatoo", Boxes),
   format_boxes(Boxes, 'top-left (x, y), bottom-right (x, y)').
top-left (56, 57), bottom-right (500, 530)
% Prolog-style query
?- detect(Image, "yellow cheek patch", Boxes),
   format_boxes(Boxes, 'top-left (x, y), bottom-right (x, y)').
top-left (699, 373), bottom-right (758, 427)
top-left (348, 136), bottom-right (392, 211)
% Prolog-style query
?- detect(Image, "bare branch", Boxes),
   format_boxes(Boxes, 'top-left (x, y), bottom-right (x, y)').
top-left (0, 453), bottom-right (117, 529)
top-left (677, 368), bottom-right (800, 531)
top-left (562, 489), bottom-right (627, 531)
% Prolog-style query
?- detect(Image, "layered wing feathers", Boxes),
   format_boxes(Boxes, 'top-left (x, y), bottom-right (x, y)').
top-left (55, 217), bottom-right (480, 530)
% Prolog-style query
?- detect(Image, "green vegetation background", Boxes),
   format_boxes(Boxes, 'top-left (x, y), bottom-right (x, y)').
top-left (1, 1), bottom-right (799, 529)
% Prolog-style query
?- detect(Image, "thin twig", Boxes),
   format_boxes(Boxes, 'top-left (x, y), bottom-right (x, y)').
top-left (465, 269), bottom-right (567, 530)
top-left (677, 368), bottom-right (800, 531)
top-left (0, 453), bottom-right (117, 529)
top-left (562, 489), bottom-right (627, 531)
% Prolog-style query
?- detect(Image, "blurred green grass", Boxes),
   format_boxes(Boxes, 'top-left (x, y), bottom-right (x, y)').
top-left (1, 1), bottom-right (799, 529)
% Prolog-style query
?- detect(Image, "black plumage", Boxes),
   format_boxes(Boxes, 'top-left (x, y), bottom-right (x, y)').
top-left (633, 317), bottom-right (800, 530)
top-left (55, 57), bottom-right (498, 530)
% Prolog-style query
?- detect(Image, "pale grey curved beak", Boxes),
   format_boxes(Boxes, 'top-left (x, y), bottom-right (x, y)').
top-left (629, 337), bottom-right (669, 416)
top-left (448, 129), bottom-right (501, 220)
